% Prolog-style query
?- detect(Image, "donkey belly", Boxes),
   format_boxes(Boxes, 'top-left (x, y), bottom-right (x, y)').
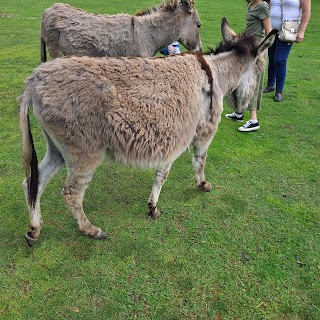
top-left (107, 126), bottom-right (195, 169)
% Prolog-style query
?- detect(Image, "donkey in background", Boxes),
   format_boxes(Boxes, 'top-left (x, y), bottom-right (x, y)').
top-left (20, 18), bottom-right (277, 245)
top-left (40, 0), bottom-right (202, 61)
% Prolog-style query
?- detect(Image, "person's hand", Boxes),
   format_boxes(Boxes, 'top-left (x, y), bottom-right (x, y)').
top-left (168, 45), bottom-right (174, 54)
top-left (296, 30), bottom-right (305, 43)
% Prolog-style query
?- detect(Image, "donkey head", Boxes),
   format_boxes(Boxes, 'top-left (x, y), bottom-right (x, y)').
top-left (221, 18), bottom-right (277, 113)
top-left (177, 0), bottom-right (202, 52)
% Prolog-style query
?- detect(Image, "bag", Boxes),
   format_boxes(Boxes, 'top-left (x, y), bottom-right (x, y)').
top-left (278, 20), bottom-right (300, 43)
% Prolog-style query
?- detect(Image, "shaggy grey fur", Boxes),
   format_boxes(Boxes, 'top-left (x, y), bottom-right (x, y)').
top-left (41, 0), bottom-right (202, 61)
top-left (21, 19), bottom-right (277, 242)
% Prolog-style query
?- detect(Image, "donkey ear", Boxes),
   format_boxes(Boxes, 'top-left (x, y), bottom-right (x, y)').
top-left (181, 0), bottom-right (194, 13)
top-left (221, 17), bottom-right (237, 42)
top-left (256, 29), bottom-right (278, 56)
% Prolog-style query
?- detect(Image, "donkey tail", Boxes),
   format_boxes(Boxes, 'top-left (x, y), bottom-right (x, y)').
top-left (41, 36), bottom-right (47, 63)
top-left (19, 91), bottom-right (39, 208)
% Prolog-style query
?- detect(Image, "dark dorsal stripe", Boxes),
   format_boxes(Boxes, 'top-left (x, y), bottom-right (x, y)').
top-left (195, 53), bottom-right (213, 120)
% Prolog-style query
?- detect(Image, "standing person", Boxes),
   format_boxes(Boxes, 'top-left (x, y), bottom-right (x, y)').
top-left (225, 0), bottom-right (272, 132)
top-left (263, 0), bottom-right (311, 101)
top-left (160, 41), bottom-right (181, 56)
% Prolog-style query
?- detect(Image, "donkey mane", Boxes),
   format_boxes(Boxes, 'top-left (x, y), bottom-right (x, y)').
top-left (177, 33), bottom-right (257, 60)
top-left (205, 34), bottom-right (257, 57)
top-left (135, 0), bottom-right (191, 16)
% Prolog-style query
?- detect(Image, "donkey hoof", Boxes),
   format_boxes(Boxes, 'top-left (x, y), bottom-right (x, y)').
top-left (93, 229), bottom-right (108, 240)
top-left (199, 181), bottom-right (212, 192)
top-left (148, 207), bottom-right (161, 219)
top-left (25, 232), bottom-right (37, 247)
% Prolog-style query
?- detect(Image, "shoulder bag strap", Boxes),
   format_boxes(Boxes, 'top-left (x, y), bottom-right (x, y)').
top-left (280, 0), bottom-right (284, 21)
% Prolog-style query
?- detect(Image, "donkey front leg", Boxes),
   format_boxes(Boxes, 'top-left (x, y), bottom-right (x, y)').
top-left (192, 145), bottom-right (212, 192)
top-left (148, 163), bottom-right (172, 218)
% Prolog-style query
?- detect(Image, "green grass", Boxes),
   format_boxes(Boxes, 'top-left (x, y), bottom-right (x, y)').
top-left (0, 0), bottom-right (319, 319)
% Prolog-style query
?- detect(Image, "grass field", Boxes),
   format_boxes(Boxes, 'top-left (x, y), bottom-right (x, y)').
top-left (0, 0), bottom-right (319, 319)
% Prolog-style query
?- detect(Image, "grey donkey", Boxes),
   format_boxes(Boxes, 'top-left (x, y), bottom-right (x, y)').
top-left (41, 0), bottom-right (202, 61)
top-left (20, 18), bottom-right (277, 244)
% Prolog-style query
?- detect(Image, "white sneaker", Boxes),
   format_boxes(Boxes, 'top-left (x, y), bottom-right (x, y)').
top-left (238, 120), bottom-right (260, 132)
top-left (225, 112), bottom-right (244, 122)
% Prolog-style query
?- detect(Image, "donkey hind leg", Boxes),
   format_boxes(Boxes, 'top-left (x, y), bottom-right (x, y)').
top-left (63, 157), bottom-right (107, 240)
top-left (148, 163), bottom-right (172, 218)
top-left (46, 30), bottom-right (62, 60)
top-left (192, 145), bottom-right (212, 192)
top-left (23, 132), bottom-right (64, 245)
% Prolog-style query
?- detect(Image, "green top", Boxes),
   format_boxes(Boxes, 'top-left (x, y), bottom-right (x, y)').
top-left (245, 1), bottom-right (270, 39)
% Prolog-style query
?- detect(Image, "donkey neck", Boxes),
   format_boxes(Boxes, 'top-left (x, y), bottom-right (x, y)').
top-left (135, 12), bottom-right (180, 55)
top-left (206, 52), bottom-right (255, 95)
